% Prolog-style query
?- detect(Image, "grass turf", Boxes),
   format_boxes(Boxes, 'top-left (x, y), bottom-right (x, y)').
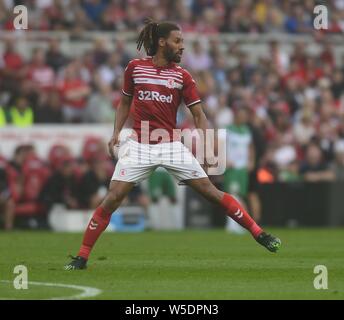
top-left (0, 228), bottom-right (343, 300)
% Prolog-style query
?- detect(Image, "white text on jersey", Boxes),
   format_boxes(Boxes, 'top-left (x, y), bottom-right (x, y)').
top-left (138, 90), bottom-right (173, 103)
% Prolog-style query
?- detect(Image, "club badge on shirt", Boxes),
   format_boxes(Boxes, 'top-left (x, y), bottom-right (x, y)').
top-left (166, 78), bottom-right (175, 89)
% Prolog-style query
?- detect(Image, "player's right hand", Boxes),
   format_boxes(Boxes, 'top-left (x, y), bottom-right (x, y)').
top-left (108, 133), bottom-right (120, 159)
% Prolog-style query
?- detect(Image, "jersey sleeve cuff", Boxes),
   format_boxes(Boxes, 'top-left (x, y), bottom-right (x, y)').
top-left (186, 100), bottom-right (201, 108)
top-left (122, 89), bottom-right (133, 97)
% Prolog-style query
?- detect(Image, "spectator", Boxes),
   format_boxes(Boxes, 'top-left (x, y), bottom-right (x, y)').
top-left (2, 38), bottom-right (23, 71)
top-left (284, 4), bottom-right (313, 34)
top-left (293, 110), bottom-right (316, 146)
top-left (8, 145), bottom-right (31, 175)
top-left (82, 0), bottom-right (108, 25)
top-left (269, 40), bottom-right (290, 76)
top-left (34, 91), bottom-right (64, 123)
top-left (6, 145), bottom-right (37, 214)
top-left (257, 147), bottom-right (277, 184)
top-left (83, 87), bottom-right (115, 123)
top-left (0, 156), bottom-right (15, 230)
top-left (40, 156), bottom-right (80, 212)
top-left (43, 0), bottom-right (64, 26)
top-left (114, 38), bottom-right (133, 68)
top-left (246, 107), bottom-right (268, 222)
top-left (332, 140), bottom-right (344, 180)
top-left (24, 48), bottom-right (56, 93)
top-left (57, 62), bottom-right (91, 122)
top-left (0, 105), bottom-right (8, 127)
top-left (100, 1), bottom-right (126, 31)
top-left (320, 42), bottom-right (335, 69)
top-left (0, 1), bottom-right (342, 34)
top-left (184, 40), bottom-right (212, 72)
top-left (91, 37), bottom-right (110, 67)
top-left (45, 39), bottom-right (68, 72)
top-left (290, 41), bottom-right (308, 67)
top-left (331, 69), bottom-right (344, 101)
top-left (278, 160), bottom-right (301, 182)
top-left (97, 53), bottom-right (123, 87)
top-left (78, 155), bottom-right (113, 209)
top-left (148, 168), bottom-right (177, 204)
top-left (300, 143), bottom-right (335, 182)
top-left (210, 54), bottom-right (230, 93)
top-left (222, 106), bottom-right (255, 230)
top-left (213, 93), bottom-right (233, 128)
top-left (1, 38), bottom-right (24, 93)
top-left (1, 4), bottom-right (344, 198)
top-left (9, 96), bottom-right (34, 127)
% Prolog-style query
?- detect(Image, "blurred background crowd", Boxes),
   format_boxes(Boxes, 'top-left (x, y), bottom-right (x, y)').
top-left (1, 0), bottom-right (344, 230)
top-left (1, 0), bottom-right (344, 34)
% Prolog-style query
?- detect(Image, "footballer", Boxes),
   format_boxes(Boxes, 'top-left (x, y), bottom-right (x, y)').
top-left (65, 19), bottom-right (281, 270)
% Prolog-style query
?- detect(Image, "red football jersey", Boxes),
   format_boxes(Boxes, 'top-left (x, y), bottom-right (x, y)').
top-left (122, 57), bottom-right (201, 144)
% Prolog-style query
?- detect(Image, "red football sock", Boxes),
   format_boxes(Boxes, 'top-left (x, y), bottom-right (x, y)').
top-left (78, 206), bottom-right (112, 259)
top-left (221, 193), bottom-right (263, 239)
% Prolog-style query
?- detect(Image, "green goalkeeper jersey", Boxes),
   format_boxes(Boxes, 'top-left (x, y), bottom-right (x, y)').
top-left (223, 124), bottom-right (252, 197)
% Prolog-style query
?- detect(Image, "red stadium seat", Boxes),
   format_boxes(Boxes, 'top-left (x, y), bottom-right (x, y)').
top-left (82, 136), bottom-right (106, 162)
top-left (15, 202), bottom-right (45, 217)
top-left (48, 144), bottom-right (72, 170)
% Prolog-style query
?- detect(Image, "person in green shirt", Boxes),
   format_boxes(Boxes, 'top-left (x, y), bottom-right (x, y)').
top-left (148, 167), bottom-right (177, 203)
top-left (223, 106), bottom-right (255, 233)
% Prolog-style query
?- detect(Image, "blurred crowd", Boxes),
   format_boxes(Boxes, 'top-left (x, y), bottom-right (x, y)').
top-left (0, 140), bottom-right (150, 230)
top-left (1, 0), bottom-right (344, 34)
top-left (0, 37), bottom-right (129, 124)
top-left (1, 1), bottom-right (344, 229)
top-left (1, 34), bottom-right (344, 181)
top-left (1, 33), bottom-right (344, 229)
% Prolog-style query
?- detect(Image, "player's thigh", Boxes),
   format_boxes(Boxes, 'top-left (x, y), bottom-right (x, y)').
top-left (107, 180), bottom-right (136, 203)
top-left (185, 177), bottom-right (224, 204)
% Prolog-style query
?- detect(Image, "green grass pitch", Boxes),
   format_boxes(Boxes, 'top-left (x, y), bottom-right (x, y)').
top-left (0, 228), bottom-right (343, 300)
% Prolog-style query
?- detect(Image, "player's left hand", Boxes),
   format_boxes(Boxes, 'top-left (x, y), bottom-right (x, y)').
top-left (108, 133), bottom-right (120, 159)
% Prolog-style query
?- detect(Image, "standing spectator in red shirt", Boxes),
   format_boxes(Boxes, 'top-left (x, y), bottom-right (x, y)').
top-left (1, 38), bottom-right (24, 93)
top-left (58, 62), bottom-right (91, 122)
top-left (24, 48), bottom-right (56, 93)
top-left (2, 38), bottom-right (23, 71)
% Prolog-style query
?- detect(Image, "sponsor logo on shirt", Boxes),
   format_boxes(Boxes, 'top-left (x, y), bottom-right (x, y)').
top-left (138, 90), bottom-right (173, 103)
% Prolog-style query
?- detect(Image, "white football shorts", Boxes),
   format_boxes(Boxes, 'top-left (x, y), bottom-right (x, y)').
top-left (111, 139), bottom-right (208, 184)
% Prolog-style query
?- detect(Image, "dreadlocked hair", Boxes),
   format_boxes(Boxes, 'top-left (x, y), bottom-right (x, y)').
top-left (137, 18), bottom-right (180, 56)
